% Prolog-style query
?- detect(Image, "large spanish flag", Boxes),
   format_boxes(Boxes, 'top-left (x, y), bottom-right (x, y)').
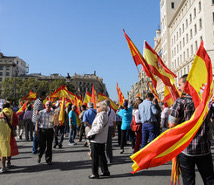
top-left (91, 84), bottom-right (97, 109)
top-left (116, 83), bottom-right (125, 106)
top-left (130, 41), bottom-right (213, 174)
top-left (98, 93), bottom-right (119, 111)
top-left (123, 30), bottom-right (157, 88)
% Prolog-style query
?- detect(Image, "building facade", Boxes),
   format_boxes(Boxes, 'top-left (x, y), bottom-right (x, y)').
top-left (158, 0), bottom-right (214, 98)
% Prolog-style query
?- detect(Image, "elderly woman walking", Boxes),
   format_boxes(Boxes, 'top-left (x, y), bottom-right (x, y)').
top-left (87, 101), bottom-right (110, 179)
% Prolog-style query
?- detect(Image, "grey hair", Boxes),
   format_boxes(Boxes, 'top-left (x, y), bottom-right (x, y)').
top-left (97, 101), bottom-right (108, 112)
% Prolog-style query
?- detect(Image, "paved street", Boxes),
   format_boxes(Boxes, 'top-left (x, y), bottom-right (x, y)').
top-left (0, 135), bottom-right (207, 185)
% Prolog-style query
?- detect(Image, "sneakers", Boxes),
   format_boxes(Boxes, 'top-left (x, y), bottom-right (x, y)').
top-left (0, 168), bottom-right (7, 173)
top-left (68, 143), bottom-right (75, 146)
top-left (120, 149), bottom-right (124, 154)
top-left (100, 171), bottom-right (110, 177)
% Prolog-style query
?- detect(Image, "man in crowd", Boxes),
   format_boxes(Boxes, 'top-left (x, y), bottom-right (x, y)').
top-left (32, 91), bottom-right (46, 154)
top-left (83, 102), bottom-right (97, 158)
top-left (139, 92), bottom-right (159, 148)
top-left (104, 99), bottom-right (116, 163)
top-left (169, 74), bottom-right (214, 185)
top-left (68, 105), bottom-right (77, 145)
top-left (35, 101), bottom-right (55, 165)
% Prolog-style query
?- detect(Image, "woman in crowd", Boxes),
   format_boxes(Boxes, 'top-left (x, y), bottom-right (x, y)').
top-left (23, 105), bottom-right (33, 141)
top-left (131, 102), bottom-right (142, 153)
top-left (87, 101), bottom-right (110, 179)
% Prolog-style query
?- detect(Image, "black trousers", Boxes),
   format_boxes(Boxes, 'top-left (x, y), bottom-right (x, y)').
top-left (39, 128), bottom-right (54, 163)
top-left (91, 142), bottom-right (109, 176)
top-left (120, 129), bottom-right (135, 149)
top-left (117, 121), bottom-right (122, 145)
top-left (54, 125), bottom-right (64, 146)
top-left (178, 152), bottom-right (214, 185)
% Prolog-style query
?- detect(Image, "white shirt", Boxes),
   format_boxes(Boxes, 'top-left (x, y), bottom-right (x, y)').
top-left (132, 109), bottom-right (141, 123)
top-left (161, 107), bottom-right (170, 119)
top-left (107, 107), bottom-right (116, 127)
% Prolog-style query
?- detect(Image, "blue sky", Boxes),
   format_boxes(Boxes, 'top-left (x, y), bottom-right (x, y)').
top-left (0, 0), bottom-right (160, 101)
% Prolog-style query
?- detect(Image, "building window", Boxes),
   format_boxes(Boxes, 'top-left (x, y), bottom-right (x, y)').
top-left (6, 66), bottom-right (10, 70)
top-left (182, 24), bottom-right (184, 33)
top-left (0, 72), bottom-right (3, 76)
top-left (0, 78), bottom-right (2, 82)
top-left (183, 37), bottom-right (185, 46)
top-left (190, 29), bottom-right (193, 39)
top-left (6, 72), bottom-right (10, 76)
top-left (171, 2), bottom-right (175, 9)
top-left (187, 48), bottom-right (189, 58)
top-left (180, 41), bottom-right (182, 50)
top-left (183, 52), bottom-right (185, 61)
top-left (200, 36), bottom-right (203, 42)
top-left (199, 19), bottom-right (202, 29)
top-left (190, 14), bottom-right (192, 23)
top-left (186, 19), bottom-right (188, 28)
top-left (186, 33), bottom-right (189, 43)
top-left (199, 2), bottom-right (201, 12)
top-left (194, 24), bottom-right (197, 35)
top-left (195, 41), bottom-right (198, 52)
top-left (180, 55), bottom-right (182, 63)
top-left (0, 66), bottom-right (3, 70)
top-left (179, 28), bottom-right (181, 36)
top-left (184, 67), bottom-right (186, 74)
top-left (194, 8), bottom-right (196, 18)
top-left (177, 57), bottom-right (179, 66)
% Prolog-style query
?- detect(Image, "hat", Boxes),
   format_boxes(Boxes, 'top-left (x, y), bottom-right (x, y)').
top-left (87, 102), bottom-right (94, 108)
top-left (123, 100), bottom-right (128, 107)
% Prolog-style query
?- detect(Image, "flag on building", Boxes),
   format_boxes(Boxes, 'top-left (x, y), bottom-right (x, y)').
top-left (130, 41), bottom-right (213, 176)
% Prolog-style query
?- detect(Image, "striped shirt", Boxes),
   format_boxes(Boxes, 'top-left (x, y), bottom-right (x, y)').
top-left (37, 109), bottom-right (55, 129)
top-left (32, 99), bottom-right (44, 123)
top-left (170, 95), bottom-right (211, 156)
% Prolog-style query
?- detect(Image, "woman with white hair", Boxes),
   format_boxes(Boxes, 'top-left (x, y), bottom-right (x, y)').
top-left (87, 101), bottom-right (110, 179)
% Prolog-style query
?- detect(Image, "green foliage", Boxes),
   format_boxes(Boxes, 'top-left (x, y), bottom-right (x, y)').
top-left (1, 78), bottom-right (75, 101)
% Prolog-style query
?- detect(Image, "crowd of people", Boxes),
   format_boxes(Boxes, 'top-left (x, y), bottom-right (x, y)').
top-left (0, 74), bottom-right (214, 184)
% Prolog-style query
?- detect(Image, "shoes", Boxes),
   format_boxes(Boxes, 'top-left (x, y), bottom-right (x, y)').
top-left (0, 168), bottom-right (7, 173)
top-left (53, 144), bottom-right (57, 148)
top-left (88, 174), bottom-right (99, 179)
top-left (100, 171), bottom-right (110, 177)
top-left (58, 144), bottom-right (62, 149)
top-left (6, 162), bottom-right (11, 169)
top-left (68, 143), bottom-right (75, 146)
top-left (37, 157), bottom-right (41, 163)
top-left (47, 161), bottom-right (52, 166)
top-left (74, 142), bottom-right (77, 145)
top-left (32, 150), bottom-right (38, 154)
top-left (83, 141), bottom-right (88, 147)
top-left (120, 149), bottom-right (124, 154)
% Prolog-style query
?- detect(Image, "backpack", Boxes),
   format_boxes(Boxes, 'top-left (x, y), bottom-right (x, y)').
top-left (130, 115), bottom-right (141, 132)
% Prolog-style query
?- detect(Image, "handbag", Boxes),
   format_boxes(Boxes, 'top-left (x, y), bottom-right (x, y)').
top-left (130, 115), bottom-right (141, 132)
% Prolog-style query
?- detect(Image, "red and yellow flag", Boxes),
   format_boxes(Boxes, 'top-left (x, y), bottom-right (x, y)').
top-left (147, 82), bottom-right (160, 101)
top-left (58, 97), bottom-right (65, 126)
top-left (116, 83), bottom-right (125, 106)
top-left (16, 101), bottom-right (29, 116)
top-left (83, 91), bottom-right (92, 106)
top-left (123, 30), bottom-right (157, 88)
top-left (98, 93), bottom-right (119, 111)
top-left (91, 84), bottom-right (97, 109)
top-left (163, 86), bottom-right (174, 107)
top-left (21, 91), bottom-right (36, 101)
top-left (130, 41), bottom-right (213, 174)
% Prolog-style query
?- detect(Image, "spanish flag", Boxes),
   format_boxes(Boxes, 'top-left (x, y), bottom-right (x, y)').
top-left (20, 91), bottom-right (36, 101)
top-left (163, 86), bottom-right (174, 107)
top-left (130, 41), bottom-right (213, 175)
top-left (58, 97), bottom-right (65, 126)
top-left (116, 83), bottom-right (125, 106)
top-left (91, 84), bottom-right (97, 109)
top-left (83, 91), bottom-right (92, 106)
top-left (123, 30), bottom-right (157, 88)
top-left (16, 100), bottom-right (29, 116)
top-left (98, 93), bottom-right (119, 111)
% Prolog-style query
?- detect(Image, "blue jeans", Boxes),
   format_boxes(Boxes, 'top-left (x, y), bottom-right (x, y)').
top-left (141, 122), bottom-right (156, 148)
top-left (69, 125), bottom-right (77, 143)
